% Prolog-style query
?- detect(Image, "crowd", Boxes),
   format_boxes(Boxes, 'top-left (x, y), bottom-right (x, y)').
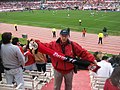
top-left (92, 51), bottom-right (120, 90)
top-left (0, 0), bottom-right (119, 12)
top-left (0, 28), bottom-right (120, 90)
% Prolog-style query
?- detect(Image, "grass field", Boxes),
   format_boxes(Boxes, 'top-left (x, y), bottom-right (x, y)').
top-left (0, 10), bottom-right (120, 36)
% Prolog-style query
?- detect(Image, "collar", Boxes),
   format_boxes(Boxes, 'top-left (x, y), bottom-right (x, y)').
top-left (56, 38), bottom-right (71, 45)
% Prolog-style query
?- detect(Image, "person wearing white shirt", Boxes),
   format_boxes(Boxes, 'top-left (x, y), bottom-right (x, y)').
top-left (96, 56), bottom-right (113, 77)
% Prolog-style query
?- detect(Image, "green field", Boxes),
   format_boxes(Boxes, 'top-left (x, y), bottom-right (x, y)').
top-left (0, 10), bottom-right (120, 36)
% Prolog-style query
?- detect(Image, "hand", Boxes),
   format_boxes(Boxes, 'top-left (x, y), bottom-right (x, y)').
top-left (88, 64), bottom-right (101, 73)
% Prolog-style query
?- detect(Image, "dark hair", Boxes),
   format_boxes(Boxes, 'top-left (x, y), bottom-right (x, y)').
top-left (109, 66), bottom-right (120, 88)
top-left (102, 56), bottom-right (109, 60)
top-left (12, 37), bottom-right (19, 45)
top-left (93, 51), bottom-right (102, 62)
top-left (109, 55), bottom-right (120, 68)
top-left (2, 32), bottom-right (12, 44)
top-left (93, 51), bottom-right (99, 56)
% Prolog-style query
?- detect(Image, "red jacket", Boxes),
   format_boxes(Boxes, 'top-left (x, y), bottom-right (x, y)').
top-left (35, 39), bottom-right (95, 74)
top-left (18, 46), bottom-right (24, 54)
top-left (104, 79), bottom-right (120, 90)
top-left (47, 38), bottom-right (95, 74)
top-left (24, 50), bottom-right (35, 66)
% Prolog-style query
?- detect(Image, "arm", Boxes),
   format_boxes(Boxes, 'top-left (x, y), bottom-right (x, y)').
top-left (30, 40), bottom-right (100, 72)
top-left (33, 40), bottom-right (66, 60)
top-left (16, 47), bottom-right (25, 66)
top-left (71, 42), bottom-right (96, 63)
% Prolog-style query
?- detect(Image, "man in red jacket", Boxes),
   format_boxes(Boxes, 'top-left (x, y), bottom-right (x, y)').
top-left (30, 29), bottom-right (97, 90)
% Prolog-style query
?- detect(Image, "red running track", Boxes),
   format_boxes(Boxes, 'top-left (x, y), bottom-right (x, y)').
top-left (0, 23), bottom-right (120, 55)
top-left (0, 23), bottom-right (120, 90)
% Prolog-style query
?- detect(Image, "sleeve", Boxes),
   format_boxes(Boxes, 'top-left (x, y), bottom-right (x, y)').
top-left (16, 46), bottom-right (25, 66)
top-left (72, 42), bottom-right (95, 63)
top-left (104, 79), bottom-right (109, 90)
top-left (35, 40), bottom-right (66, 60)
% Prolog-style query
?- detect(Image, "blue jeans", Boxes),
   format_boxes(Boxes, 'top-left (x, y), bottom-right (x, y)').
top-left (24, 63), bottom-right (37, 71)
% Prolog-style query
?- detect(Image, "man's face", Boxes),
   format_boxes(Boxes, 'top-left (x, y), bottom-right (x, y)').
top-left (60, 34), bottom-right (69, 43)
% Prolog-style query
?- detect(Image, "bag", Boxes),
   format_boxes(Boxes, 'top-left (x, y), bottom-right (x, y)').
top-left (71, 42), bottom-right (91, 73)
top-left (73, 64), bottom-right (78, 74)
top-left (71, 42), bottom-right (79, 73)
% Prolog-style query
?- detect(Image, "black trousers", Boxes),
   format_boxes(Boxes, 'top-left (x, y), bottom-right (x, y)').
top-left (36, 63), bottom-right (46, 72)
top-left (53, 32), bottom-right (56, 37)
top-left (98, 37), bottom-right (102, 44)
top-left (15, 26), bottom-right (17, 31)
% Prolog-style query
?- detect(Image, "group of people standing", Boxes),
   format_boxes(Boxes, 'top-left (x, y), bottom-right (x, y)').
top-left (0, 26), bottom-right (116, 90)
top-left (0, 28), bottom-right (99, 90)
top-left (0, 33), bottom-right (47, 89)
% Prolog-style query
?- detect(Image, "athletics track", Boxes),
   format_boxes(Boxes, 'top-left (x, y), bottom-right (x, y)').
top-left (0, 23), bottom-right (120, 90)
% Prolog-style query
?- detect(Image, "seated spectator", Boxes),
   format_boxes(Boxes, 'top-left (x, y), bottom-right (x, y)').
top-left (93, 51), bottom-right (103, 62)
top-left (109, 55), bottom-right (120, 68)
top-left (104, 66), bottom-right (120, 90)
top-left (95, 56), bottom-right (113, 77)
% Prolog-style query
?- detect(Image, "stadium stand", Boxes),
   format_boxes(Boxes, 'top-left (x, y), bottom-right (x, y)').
top-left (0, 0), bottom-right (119, 12)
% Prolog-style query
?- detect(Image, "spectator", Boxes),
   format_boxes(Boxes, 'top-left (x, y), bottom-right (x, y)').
top-left (95, 56), bottom-right (113, 77)
top-left (109, 55), bottom-right (120, 68)
top-left (1, 32), bottom-right (25, 89)
top-left (93, 51), bottom-right (103, 62)
top-left (23, 45), bottom-right (37, 71)
top-left (98, 32), bottom-right (104, 44)
top-left (104, 66), bottom-right (120, 90)
top-left (12, 37), bottom-right (24, 54)
top-left (39, 29), bottom-right (96, 90)
top-left (32, 47), bottom-right (47, 73)
top-left (82, 28), bottom-right (86, 37)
